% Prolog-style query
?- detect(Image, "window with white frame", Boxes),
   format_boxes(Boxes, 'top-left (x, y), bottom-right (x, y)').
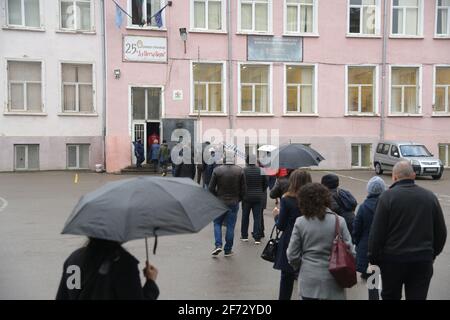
top-left (240, 0), bottom-right (270, 33)
top-left (437, 0), bottom-right (450, 36)
top-left (351, 144), bottom-right (371, 167)
top-left (7, 61), bottom-right (42, 112)
top-left (193, 63), bottom-right (224, 113)
top-left (7, 0), bottom-right (41, 28)
top-left (347, 66), bottom-right (376, 114)
top-left (439, 144), bottom-right (450, 167)
top-left (348, 0), bottom-right (379, 35)
top-left (67, 144), bottom-right (90, 169)
top-left (62, 64), bottom-right (94, 113)
top-left (130, 0), bottom-right (164, 27)
top-left (192, 0), bottom-right (224, 30)
top-left (60, 0), bottom-right (93, 31)
top-left (391, 67), bottom-right (420, 114)
top-left (285, 0), bottom-right (317, 34)
top-left (132, 87), bottom-right (162, 120)
top-left (435, 67), bottom-right (450, 113)
top-left (286, 65), bottom-right (315, 114)
top-left (391, 0), bottom-right (422, 36)
top-left (14, 145), bottom-right (39, 170)
top-left (240, 64), bottom-right (270, 113)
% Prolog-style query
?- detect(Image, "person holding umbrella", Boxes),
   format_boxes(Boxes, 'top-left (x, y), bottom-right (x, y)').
top-left (56, 238), bottom-right (159, 300)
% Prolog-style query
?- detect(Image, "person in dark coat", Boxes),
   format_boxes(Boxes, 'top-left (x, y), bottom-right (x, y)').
top-left (203, 149), bottom-right (218, 189)
top-left (174, 149), bottom-right (196, 179)
top-left (269, 169), bottom-right (292, 201)
top-left (56, 238), bottom-right (159, 300)
top-left (353, 176), bottom-right (386, 300)
top-left (132, 139), bottom-right (145, 168)
top-left (272, 170), bottom-right (312, 300)
top-left (241, 155), bottom-right (268, 244)
top-left (321, 173), bottom-right (357, 237)
top-left (209, 152), bottom-right (247, 257)
top-left (368, 161), bottom-right (447, 300)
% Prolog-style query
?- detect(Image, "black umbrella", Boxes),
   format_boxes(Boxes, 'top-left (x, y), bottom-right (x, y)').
top-left (271, 143), bottom-right (325, 169)
top-left (62, 177), bottom-right (228, 259)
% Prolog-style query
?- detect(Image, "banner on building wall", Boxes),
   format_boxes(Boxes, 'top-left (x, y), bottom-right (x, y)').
top-left (247, 36), bottom-right (303, 62)
top-left (123, 36), bottom-right (167, 63)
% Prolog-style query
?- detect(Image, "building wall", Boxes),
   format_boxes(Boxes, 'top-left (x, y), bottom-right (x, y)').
top-left (105, 0), bottom-right (450, 172)
top-left (0, 0), bottom-right (104, 171)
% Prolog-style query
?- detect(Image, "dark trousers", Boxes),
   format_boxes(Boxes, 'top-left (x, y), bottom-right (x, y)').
top-left (260, 207), bottom-right (265, 236)
top-left (241, 200), bottom-right (262, 240)
top-left (380, 261), bottom-right (433, 300)
top-left (361, 272), bottom-right (380, 300)
top-left (279, 271), bottom-right (296, 300)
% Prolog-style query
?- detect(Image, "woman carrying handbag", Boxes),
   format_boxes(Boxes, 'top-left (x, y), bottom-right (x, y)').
top-left (271, 170), bottom-right (312, 300)
top-left (287, 183), bottom-right (354, 300)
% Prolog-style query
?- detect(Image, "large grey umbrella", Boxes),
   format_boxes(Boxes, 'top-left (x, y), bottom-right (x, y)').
top-left (62, 177), bottom-right (228, 257)
top-left (271, 143), bottom-right (325, 169)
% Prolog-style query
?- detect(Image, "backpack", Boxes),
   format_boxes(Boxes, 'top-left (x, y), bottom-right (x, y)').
top-left (336, 189), bottom-right (357, 212)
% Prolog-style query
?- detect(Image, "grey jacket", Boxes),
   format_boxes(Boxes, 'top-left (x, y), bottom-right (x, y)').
top-left (287, 210), bottom-right (353, 300)
top-left (208, 164), bottom-right (247, 206)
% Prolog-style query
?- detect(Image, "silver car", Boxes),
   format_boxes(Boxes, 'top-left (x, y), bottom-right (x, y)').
top-left (373, 141), bottom-right (444, 180)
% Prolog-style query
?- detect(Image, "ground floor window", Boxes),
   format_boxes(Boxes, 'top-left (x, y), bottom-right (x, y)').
top-left (351, 144), bottom-right (371, 168)
top-left (67, 144), bottom-right (90, 169)
top-left (14, 144), bottom-right (39, 170)
top-left (439, 144), bottom-right (450, 167)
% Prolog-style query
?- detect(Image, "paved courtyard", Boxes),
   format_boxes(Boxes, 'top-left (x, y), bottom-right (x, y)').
top-left (0, 170), bottom-right (449, 300)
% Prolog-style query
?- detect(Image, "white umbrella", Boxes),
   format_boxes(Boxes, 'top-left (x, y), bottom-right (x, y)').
top-left (258, 145), bottom-right (277, 152)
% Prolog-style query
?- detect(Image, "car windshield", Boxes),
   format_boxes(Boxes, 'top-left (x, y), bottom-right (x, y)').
top-left (400, 145), bottom-right (432, 157)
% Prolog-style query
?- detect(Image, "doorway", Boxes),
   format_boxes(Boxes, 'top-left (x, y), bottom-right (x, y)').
top-left (131, 86), bottom-right (163, 165)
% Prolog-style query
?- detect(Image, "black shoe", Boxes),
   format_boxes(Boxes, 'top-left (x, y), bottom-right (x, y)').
top-left (211, 247), bottom-right (222, 257)
top-left (224, 251), bottom-right (234, 257)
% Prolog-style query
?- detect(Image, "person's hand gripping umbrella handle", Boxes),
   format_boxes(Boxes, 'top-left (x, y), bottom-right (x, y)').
top-left (144, 237), bottom-right (158, 281)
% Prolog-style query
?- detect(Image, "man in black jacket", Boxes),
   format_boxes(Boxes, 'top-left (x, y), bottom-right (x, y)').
top-left (209, 152), bottom-right (247, 257)
top-left (368, 161), bottom-right (447, 300)
top-left (241, 155), bottom-right (268, 244)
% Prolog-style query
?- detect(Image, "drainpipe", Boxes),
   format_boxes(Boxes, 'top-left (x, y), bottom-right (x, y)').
top-left (227, 0), bottom-right (234, 132)
top-left (380, 0), bottom-right (388, 140)
top-left (101, 0), bottom-right (107, 171)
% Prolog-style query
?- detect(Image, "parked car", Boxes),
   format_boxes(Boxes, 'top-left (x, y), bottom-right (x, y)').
top-left (374, 141), bottom-right (444, 180)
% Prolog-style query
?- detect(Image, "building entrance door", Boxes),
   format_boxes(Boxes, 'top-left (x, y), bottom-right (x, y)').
top-left (131, 87), bottom-right (162, 165)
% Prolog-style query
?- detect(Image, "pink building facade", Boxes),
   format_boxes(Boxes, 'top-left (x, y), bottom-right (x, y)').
top-left (105, 0), bottom-right (450, 173)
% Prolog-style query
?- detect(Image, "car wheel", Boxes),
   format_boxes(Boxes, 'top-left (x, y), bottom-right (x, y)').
top-left (432, 174), bottom-right (442, 180)
top-left (375, 163), bottom-right (383, 175)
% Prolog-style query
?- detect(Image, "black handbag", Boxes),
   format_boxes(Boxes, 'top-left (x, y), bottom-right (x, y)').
top-left (261, 225), bottom-right (281, 263)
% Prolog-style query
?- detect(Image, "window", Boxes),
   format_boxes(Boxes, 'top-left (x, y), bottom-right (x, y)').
top-left (240, 64), bottom-right (271, 113)
top-left (286, 65), bottom-right (315, 114)
top-left (132, 87), bottom-right (162, 120)
top-left (382, 144), bottom-right (390, 154)
top-left (7, 61), bottom-right (42, 112)
top-left (62, 64), bottom-right (94, 113)
top-left (192, 0), bottom-right (224, 31)
top-left (435, 67), bottom-right (450, 113)
top-left (7, 0), bottom-right (40, 28)
top-left (376, 143), bottom-right (384, 153)
top-left (391, 145), bottom-right (400, 157)
top-left (439, 144), bottom-right (450, 167)
top-left (14, 145), bottom-right (39, 170)
top-left (130, 0), bottom-right (164, 27)
top-left (239, 0), bottom-right (271, 33)
top-left (436, 0), bottom-right (450, 36)
top-left (351, 144), bottom-right (371, 167)
top-left (391, 0), bottom-right (422, 36)
top-left (348, 0), bottom-right (379, 35)
top-left (67, 145), bottom-right (90, 169)
top-left (60, 0), bottom-right (93, 31)
top-left (347, 66), bottom-right (376, 114)
top-left (285, 0), bottom-right (317, 34)
top-left (192, 63), bottom-right (224, 113)
top-left (391, 67), bottom-right (420, 114)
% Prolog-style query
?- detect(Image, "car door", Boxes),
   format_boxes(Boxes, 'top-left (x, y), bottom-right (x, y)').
top-left (389, 145), bottom-right (401, 169)
top-left (380, 144), bottom-right (391, 170)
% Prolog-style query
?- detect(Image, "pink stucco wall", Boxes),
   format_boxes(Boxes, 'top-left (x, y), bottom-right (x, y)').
top-left (105, 0), bottom-right (450, 172)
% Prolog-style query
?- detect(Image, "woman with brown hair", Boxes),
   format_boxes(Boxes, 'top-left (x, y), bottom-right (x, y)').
top-left (272, 169), bottom-right (312, 300)
top-left (287, 183), bottom-right (353, 300)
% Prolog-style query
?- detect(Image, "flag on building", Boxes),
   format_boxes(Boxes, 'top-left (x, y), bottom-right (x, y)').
top-left (154, 8), bottom-right (164, 28)
top-left (115, 3), bottom-right (123, 29)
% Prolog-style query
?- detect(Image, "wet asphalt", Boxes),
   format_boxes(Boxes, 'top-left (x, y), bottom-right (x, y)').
top-left (0, 170), bottom-right (449, 300)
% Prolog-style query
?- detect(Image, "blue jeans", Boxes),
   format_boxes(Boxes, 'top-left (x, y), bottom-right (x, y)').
top-left (214, 203), bottom-right (239, 252)
top-left (241, 200), bottom-right (262, 240)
